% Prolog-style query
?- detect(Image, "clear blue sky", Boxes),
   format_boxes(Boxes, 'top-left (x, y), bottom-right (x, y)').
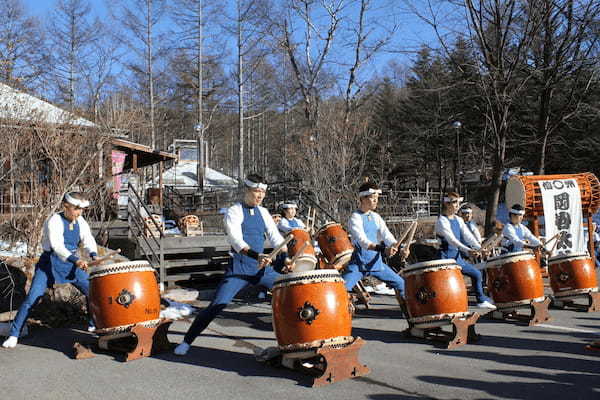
top-left (23, 0), bottom-right (448, 84)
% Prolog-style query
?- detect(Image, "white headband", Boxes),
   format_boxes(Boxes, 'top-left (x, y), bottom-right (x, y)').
top-left (443, 196), bottom-right (464, 202)
top-left (509, 208), bottom-right (525, 215)
top-left (64, 193), bottom-right (90, 208)
top-left (244, 179), bottom-right (267, 190)
top-left (359, 188), bottom-right (382, 197)
top-left (281, 203), bottom-right (297, 209)
top-left (460, 207), bottom-right (473, 213)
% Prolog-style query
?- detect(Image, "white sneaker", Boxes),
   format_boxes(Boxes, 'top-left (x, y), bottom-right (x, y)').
top-left (364, 286), bottom-right (375, 293)
top-left (2, 336), bottom-right (18, 348)
top-left (477, 301), bottom-right (496, 310)
top-left (87, 326), bottom-right (96, 333)
top-left (174, 342), bottom-right (190, 355)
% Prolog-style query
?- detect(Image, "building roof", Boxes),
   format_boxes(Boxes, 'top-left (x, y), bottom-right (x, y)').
top-left (0, 82), bottom-right (96, 127)
top-left (112, 138), bottom-right (178, 171)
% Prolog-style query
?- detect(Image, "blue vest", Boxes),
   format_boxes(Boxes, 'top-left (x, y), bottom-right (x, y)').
top-left (230, 205), bottom-right (267, 276)
top-left (351, 211), bottom-right (385, 272)
top-left (39, 213), bottom-right (85, 284)
top-left (287, 218), bottom-right (302, 229)
top-left (438, 216), bottom-right (463, 260)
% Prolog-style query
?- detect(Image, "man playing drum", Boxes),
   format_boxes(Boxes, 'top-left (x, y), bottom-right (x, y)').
top-left (342, 182), bottom-right (408, 304)
top-left (502, 204), bottom-right (543, 253)
top-left (277, 202), bottom-right (306, 234)
top-left (2, 192), bottom-right (98, 349)
top-left (435, 192), bottom-right (496, 309)
top-left (174, 174), bottom-right (289, 356)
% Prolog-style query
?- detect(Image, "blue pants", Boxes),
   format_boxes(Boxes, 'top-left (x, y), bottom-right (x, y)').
top-left (455, 256), bottom-right (491, 304)
top-left (342, 263), bottom-right (405, 297)
top-left (183, 267), bottom-right (280, 345)
top-left (9, 268), bottom-right (90, 337)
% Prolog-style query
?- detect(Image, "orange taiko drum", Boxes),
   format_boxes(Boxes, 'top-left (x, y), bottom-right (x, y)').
top-left (287, 228), bottom-right (318, 272)
top-left (505, 173), bottom-right (600, 216)
top-left (88, 261), bottom-right (161, 332)
top-left (315, 222), bottom-right (354, 269)
top-left (485, 251), bottom-right (545, 310)
top-left (271, 270), bottom-right (353, 357)
top-left (401, 259), bottom-right (469, 328)
top-left (548, 253), bottom-right (599, 299)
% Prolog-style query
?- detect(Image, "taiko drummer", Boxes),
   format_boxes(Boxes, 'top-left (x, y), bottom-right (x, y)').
top-left (2, 192), bottom-right (98, 349)
top-left (174, 174), bottom-right (290, 356)
top-left (502, 204), bottom-right (543, 253)
top-left (277, 202), bottom-right (306, 234)
top-left (342, 182), bottom-right (408, 305)
top-left (435, 192), bottom-right (495, 309)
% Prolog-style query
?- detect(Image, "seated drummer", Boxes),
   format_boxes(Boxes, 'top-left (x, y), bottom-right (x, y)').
top-left (435, 192), bottom-right (495, 309)
top-left (277, 202), bottom-right (306, 234)
top-left (174, 174), bottom-right (289, 356)
top-left (2, 192), bottom-right (98, 349)
top-left (502, 204), bottom-right (543, 252)
top-left (459, 204), bottom-right (482, 244)
top-left (342, 182), bottom-right (408, 303)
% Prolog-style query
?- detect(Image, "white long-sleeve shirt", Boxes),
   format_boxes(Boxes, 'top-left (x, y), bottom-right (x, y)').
top-left (502, 223), bottom-right (541, 252)
top-left (348, 210), bottom-right (397, 249)
top-left (224, 202), bottom-right (285, 253)
top-left (41, 213), bottom-right (97, 262)
top-left (435, 215), bottom-right (481, 253)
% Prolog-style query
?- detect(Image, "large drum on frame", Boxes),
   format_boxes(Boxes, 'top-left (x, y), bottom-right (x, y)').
top-left (401, 259), bottom-right (469, 328)
top-left (88, 261), bottom-right (161, 332)
top-left (505, 173), bottom-right (600, 216)
top-left (271, 270), bottom-right (353, 356)
top-left (485, 251), bottom-right (545, 310)
top-left (548, 253), bottom-right (599, 299)
top-left (286, 228), bottom-right (318, 272)
top-left (315, 222), bottom-right (354, 269)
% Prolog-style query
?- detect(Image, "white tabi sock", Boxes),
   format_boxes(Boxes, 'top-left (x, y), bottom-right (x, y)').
top-left (174, 342), bottom-right (191, 355)
top-left (2, 336), bottom-right (18, 348)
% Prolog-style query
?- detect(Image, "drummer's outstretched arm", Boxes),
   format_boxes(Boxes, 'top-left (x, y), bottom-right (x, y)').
top-left (503, 224), bottom-right (527, 249)
top-left (435, 217), bottom-right (472, 254)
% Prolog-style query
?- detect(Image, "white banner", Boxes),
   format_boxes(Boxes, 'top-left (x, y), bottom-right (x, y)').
top-left (538, 179), bottom-right (585, 257)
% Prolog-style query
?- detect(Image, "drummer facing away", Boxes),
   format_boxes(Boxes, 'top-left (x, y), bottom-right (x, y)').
top-left (342, 182), bottom-right (408, 304)
top-left (174, 174), bottom-right (289, 356)
top-left (502, 204), bottom-right (543, 253)
top-left (2, 192), bottom-right (98, 349)
top-left (435, 192), bottom-right (495, 309)
top-left (277, 202), bottom-right (306, 234)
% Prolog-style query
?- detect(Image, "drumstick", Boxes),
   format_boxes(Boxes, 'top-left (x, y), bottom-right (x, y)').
top-left (306, 206), bottom-right (312, 228)
top-left (88, 249), bottom-right (121, 267)
top-left (265, 236), bottom-right (293, 262)
top-left (289, 242), bottom-right (308, 265)
top-left (394, 221), bottom-right (416, 251)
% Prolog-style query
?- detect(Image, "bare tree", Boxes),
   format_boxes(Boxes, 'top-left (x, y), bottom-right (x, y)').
top-left (47, 0), bottom-right (100, 110)
top-left (0, 0), bottom-right (47, 88)
top-left (110, 0), bottom-right (167, 149)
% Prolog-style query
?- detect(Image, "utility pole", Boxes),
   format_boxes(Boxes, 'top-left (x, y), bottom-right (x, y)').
top-left (237, 0), bottom-right (244, 181)
top-left (196, 0), bottom-right (204, 192)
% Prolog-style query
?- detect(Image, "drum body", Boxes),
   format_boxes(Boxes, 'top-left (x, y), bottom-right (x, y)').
top-left (315, 223), bottom-right (354, 269)
top-left (548, 253), bottom-right (598, 299)
top-left (402, 259), bottom-right (468, 328)
top-left (505, 173), bottom-right (600, 216)
top-left (271, 270), bottom-right (352, 355)
top-left (485, 252), bottom-right (545, 309)
top-left (89, 261), bottom-right (161, 332)
top-left (287, 228), bottom-right (317, 272)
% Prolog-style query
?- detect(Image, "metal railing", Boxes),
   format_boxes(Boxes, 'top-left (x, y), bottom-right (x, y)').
top-left (127, 183), bottom-right (165, 284)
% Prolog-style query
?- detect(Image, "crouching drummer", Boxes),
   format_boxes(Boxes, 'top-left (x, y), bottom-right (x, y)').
top-left (435, 192), bottom-right (495, 309)
top-left (2, 192), bottom-right (98, 349)
top-left (174, 174), bottom-right (290, 356)
top-left (342, 182), bottom-right (408, 307)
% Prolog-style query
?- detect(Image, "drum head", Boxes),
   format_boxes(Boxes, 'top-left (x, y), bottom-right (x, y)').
top-left (274, 269), bottom-right (341, 284)
top-left (88, 260), bottom-right (153, 278)
top-left (315, 222), bottom-right (340, 236)
top-left (486, 251), bottom-right (534, 268)
top-left (404, 259), bottom-right (459, 273)
top-left (293, 257), bottom-right (318, 272)
top-left (549, 252), bottom-right (590, 265)
top-left (505, 176), bottom-right (526, 210)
